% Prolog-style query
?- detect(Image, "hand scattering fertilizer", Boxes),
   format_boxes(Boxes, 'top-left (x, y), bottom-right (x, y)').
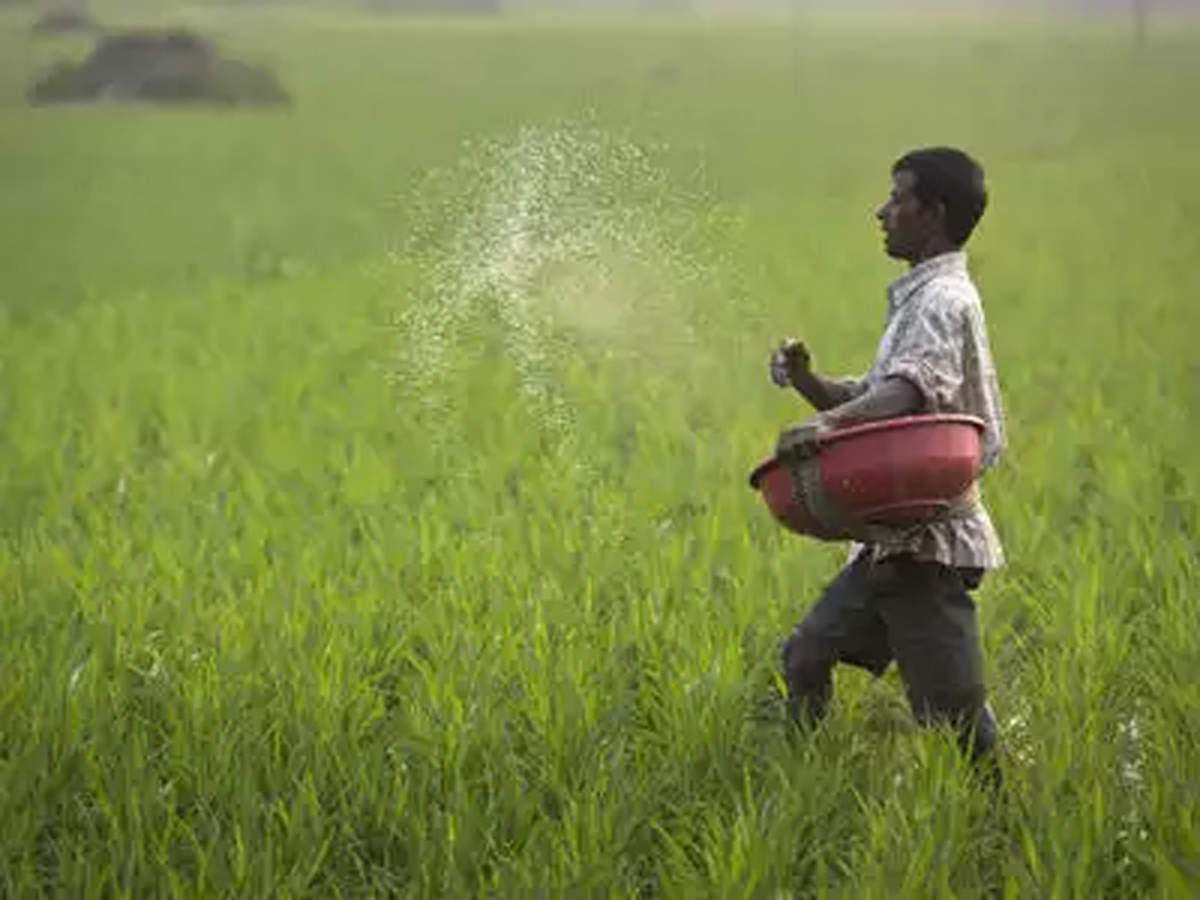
top-left (748, 415), bottom-right (986, 541)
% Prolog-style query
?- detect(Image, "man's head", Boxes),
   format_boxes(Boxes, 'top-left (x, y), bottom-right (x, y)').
top-left (875, 147), bottom-right (988, 264)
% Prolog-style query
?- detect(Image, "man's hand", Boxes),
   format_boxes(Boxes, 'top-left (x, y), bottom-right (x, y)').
top-left (770, 338), bottom-right (812, 389)
top-left (769, 337), bottom-right (867, 411)
top-left (776, 414), bottom-right (833, 460)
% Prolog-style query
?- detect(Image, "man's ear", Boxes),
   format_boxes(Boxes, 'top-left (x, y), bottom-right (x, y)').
top-left (932, 199), bottom-right (949, 232)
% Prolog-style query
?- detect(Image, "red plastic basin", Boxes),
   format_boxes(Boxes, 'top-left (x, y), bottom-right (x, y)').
top-left (748, 414), bottom-right (985, 539)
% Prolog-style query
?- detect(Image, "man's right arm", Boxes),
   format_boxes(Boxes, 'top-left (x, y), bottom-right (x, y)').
top-left (773, 338), bottom-right (867, 411)
top-left (791, 370), bottom-right (867, 411)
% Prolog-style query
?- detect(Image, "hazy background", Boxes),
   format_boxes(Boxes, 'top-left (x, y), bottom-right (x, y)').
top-left (12, 0), bottom-right (1200, 13)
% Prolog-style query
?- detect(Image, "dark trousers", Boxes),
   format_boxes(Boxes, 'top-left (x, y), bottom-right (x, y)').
top-left (781, 551), bottom-right (999, 765)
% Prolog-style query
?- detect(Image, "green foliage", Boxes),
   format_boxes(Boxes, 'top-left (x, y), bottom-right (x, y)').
top-left (2, 6), bottom-right (1199, 896)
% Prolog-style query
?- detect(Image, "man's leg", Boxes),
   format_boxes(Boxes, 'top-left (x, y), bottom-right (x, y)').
top-left (873, 556), bottom-right (1001, 776)
top-left (780, 552), bottom-right (892, 728)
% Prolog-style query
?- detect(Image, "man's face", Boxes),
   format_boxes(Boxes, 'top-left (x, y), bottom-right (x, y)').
top-left (875, 169), bottom-right (940, 262)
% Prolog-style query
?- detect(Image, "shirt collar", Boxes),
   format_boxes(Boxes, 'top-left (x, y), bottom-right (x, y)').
top-left (887, 250), bottom-right (968, 313)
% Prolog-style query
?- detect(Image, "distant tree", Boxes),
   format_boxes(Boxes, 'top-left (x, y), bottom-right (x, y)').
top-left (29, 28), bottom-right (290, 106)
top-left (33, 0), bottom-right (94, 32)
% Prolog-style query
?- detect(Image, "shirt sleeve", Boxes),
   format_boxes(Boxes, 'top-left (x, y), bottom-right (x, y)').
top-left (877, 295), bottom-right (964, 412)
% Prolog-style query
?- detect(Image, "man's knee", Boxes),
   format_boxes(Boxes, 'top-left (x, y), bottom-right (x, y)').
top-left (780, 624), bottom-right (833, 687)
top-left (780, 624), bottom-right (835, 725)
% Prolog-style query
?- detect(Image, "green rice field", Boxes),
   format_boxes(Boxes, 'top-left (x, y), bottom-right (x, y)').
top-left (2, 3), bottom-right (1199, 895)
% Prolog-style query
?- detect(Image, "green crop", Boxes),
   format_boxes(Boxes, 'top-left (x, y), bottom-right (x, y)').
top-left (2, 5), bottom-right (1198, 896)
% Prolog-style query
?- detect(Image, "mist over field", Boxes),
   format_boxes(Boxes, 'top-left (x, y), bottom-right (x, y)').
top-left (2, 0), bottom-right (1198, 895)
top-left (13, 0), bottom-right (1200, 12)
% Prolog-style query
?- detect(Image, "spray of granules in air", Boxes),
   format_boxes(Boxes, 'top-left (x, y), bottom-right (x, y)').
top-left (389, 122), bottom-right (721, 452)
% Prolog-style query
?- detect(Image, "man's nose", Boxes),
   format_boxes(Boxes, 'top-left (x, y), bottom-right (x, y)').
top-left (873, 204), bottom-right (886, 222)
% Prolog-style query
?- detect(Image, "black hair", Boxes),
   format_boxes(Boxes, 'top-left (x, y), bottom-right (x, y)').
top-left (892, 147), bottom-right (988, 246)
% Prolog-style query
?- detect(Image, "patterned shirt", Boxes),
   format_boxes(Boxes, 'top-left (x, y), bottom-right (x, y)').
top-left (847, 250), bottom-right (1007, 570)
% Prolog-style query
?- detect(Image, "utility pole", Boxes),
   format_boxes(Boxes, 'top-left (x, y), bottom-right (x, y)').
top-left (1133, 0), bottom-right (1149, 47)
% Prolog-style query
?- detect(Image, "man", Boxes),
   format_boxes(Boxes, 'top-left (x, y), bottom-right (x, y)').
top-left (772, 147), bottom-right (1006, 776)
